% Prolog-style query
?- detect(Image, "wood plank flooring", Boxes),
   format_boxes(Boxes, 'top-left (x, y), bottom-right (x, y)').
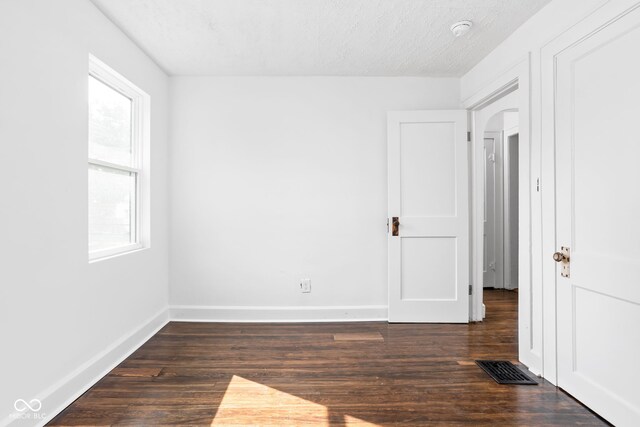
top-left (49, 290), bottom-right (607, 426)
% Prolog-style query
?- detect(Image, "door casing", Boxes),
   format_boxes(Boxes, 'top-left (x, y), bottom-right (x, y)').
top-left (463, 61), bottom-right (541, 376)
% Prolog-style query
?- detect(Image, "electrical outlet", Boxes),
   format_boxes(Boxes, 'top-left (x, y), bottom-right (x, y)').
top-left (300, 278), bottom-right (311, 293)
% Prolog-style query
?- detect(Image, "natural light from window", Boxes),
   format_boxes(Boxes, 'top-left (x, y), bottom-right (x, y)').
top-left (88, 57), bottom-right (146, 260)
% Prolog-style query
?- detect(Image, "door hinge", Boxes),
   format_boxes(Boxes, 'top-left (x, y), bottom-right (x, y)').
top-left (467, 131), bottom-right (471, 142)
top-left (469, 285), bottom-right (473, 295)
top-left (386, 218), bottom-right (389, 233)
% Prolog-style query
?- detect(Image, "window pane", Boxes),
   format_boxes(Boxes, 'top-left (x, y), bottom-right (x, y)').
top-left (89, 75), bottom-right (133, 166)
top-left (89, 165), bottom-right (136, 253)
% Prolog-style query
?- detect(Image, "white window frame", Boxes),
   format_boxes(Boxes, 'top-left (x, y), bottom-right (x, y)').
top-left (88, 55), bottom-right (147, 261)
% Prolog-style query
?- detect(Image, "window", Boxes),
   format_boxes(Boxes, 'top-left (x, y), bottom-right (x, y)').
top-left (88, 56), bottom-right (147, 260)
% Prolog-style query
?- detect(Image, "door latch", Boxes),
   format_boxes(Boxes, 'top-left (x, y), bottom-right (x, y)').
top-left (392, 217), bottom-right (400, 236)
top-left (553, 246), bottom-right (570, 278)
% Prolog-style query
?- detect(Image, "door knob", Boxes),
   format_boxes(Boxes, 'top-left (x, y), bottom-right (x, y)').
top-left (392, 217), bottom-right (400, 236)
top-left (553, 252), bottom-right (568, 262)
top-left (552, 247), bottom-right (570, 278)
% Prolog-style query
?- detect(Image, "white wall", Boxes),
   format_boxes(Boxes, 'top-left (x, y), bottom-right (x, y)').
top-left (0, 0), bottom-right (169, 424)
top-left (169, 77), bottom-right (459, 319)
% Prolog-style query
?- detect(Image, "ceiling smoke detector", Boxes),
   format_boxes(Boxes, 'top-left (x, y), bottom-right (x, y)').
top-left (450, 20), bottom-right (473, 37)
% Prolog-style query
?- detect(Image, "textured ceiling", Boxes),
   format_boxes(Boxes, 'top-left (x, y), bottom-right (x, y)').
top-left (90, 0), bottom-right (552, 76)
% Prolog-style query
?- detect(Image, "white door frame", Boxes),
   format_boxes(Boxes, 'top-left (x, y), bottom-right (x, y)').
top-left (540, 0), bottom-right (640, 387)
top-left (463, 57), bottom-right (543, 376)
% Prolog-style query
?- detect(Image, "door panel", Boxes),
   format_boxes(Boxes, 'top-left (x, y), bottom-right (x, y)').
top-left (401, 237), bottom-right (457, 300)
top-left (388, 110), bottom-right (468, 323)
top-left (400, 122), bottom-right (456, 217)
top-left (555, 7), bottom-right (640, 425)
top-left (573, 286), bottom-right (640, 410)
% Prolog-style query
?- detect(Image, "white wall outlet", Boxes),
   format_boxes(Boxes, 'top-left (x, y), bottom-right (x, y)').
top-left (300, 278), bottom-right (311, 293)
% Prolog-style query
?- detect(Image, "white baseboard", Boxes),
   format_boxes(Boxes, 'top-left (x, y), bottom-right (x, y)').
top-left (6, 305), bottom-right (386, 426)
top-left (169, 305), bottom-right (389, 322)
top-left (2, 308), bottom-right (169, 427)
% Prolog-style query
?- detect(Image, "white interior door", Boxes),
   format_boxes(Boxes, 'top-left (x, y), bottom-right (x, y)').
top-left (504, 131), bottom-right (519, 290)
top-left (387, 110), bottom-right (468, 323)
top-left (555, 7), bottom-right (640, 426)
top-left (483, 132), bottom-right (501, 288)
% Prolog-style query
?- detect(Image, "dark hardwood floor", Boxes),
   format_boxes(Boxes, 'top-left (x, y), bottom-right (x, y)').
top-left (49, 290), bottom-right (606, 426)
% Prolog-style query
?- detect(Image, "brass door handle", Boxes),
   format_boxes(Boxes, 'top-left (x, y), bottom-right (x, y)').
top-left (392, 217), bottom-right (400, 236)
top-left (553, 247), bottom-right (571, 278)
top-left (553, 251), bottom-right (569, 263)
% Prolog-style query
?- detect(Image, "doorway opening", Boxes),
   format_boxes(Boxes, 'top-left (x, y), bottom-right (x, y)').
top-left (465, 61), bottom-right (541, 376)
top-left (482, 109), bottom-right (519, 319)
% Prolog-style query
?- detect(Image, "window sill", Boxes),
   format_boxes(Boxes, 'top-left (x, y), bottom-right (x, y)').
top-left (89, 243), bottom-right (146, 263)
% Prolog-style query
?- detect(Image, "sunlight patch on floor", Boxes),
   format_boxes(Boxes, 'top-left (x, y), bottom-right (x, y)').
top-left (211, 375), bottom-right (378, 426)
top-left (343, 414), bottom-right (379, 426)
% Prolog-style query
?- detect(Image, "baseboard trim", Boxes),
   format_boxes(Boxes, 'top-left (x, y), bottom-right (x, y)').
top-left (169, 305), bottom-right (389, 322)
top-left (3, 308), bottom-right (170, 427)
top-left (5, 305), bottom-right (387, 426)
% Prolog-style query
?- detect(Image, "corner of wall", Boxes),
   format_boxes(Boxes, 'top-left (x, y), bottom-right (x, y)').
top-left (2, 309), bottom-right (169, 427)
